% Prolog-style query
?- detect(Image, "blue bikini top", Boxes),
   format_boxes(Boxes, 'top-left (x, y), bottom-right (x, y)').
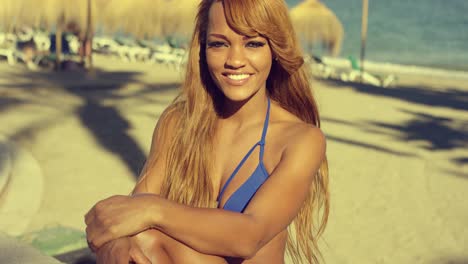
top-left (217, 98), bottom-right (271, 213)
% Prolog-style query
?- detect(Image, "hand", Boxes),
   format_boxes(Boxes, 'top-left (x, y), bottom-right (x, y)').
top-left (95, 237), bottom-right (150, 264)
top-left (85, 194), bottom-right (159, 250)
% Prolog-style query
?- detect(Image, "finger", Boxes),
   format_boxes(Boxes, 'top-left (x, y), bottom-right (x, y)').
top-left (86, 225), bottom-right (105, 252)
top-left (130, 247), bottom-right (151, 264)
top-left (87, 219), bottom-right (121, 251)
top-left (97, 241), bottom-right (120, 264)
top-left (85, 225), bottom-right (94, 246)
top-left (87, 238), bottom-right (96, 253)
top-left (95, 245), bottom-right (109, 264)
top-left (85, 216), bottom-right (102, 239)
top-left (116, 250), bottom-right (131, 264)
top-left (85, 226), bottom-right (96, 252)
top-left (85, 222), bottom-right (92, 237)
top-left (85, 197), bottom-right (111, 225)
top-left (92, 228), bottom-right (116, 250)
top-left (84, 206), bottom-right (95, 225)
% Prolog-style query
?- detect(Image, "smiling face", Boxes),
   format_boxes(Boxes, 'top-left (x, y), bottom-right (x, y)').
top-left (205, 1), bottom-right (273, 103)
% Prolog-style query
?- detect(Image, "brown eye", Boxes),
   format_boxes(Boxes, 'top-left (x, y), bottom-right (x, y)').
top-left (207, 41), bottom-right (227, 48)
top-left (246, 41), bottom-right (266, 48)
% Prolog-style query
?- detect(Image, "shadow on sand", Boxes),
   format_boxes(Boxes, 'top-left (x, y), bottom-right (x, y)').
top-left (54, 247), bottom-right (95, 264)
top-left (453, 157), bottom-right (468, 165)
top-left (1, 68), bottom-right (179, 178)
top-left (433, 258), bottom-right (468, 264)
top-left (321, 78), bottom-right (468, 111)
top-left (322, 116), bottom-right (416, 157)
top-left (321, 79), bottom-right (468, 166)
top-left (366, 109), bottom-right (468, 151)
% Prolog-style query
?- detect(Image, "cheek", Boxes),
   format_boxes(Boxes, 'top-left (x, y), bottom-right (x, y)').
top-left (250, 52), bottom-right (273, 74)
top-left (206, 51), bottom-right (224, 73)
top-left (205, 51), bottom-right (223, 87)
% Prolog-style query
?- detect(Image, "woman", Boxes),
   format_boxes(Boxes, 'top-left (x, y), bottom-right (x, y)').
top-left (85, 0), bottom-right (329, 263)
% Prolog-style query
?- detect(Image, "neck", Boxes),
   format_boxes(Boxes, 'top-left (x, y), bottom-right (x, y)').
top-left (219, 91), bottom-right (269, 127)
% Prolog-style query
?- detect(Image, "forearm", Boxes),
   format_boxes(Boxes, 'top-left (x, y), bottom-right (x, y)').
top-left (148, 196), bottom-right (263, 258)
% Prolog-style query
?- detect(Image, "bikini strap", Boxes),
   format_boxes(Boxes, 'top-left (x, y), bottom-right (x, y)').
top-left (217, 142), bottom-right (259, 201)
top-left (258, 97), bottom-right (270, 159)
top-left (217, 98), bottom-right (271, 202)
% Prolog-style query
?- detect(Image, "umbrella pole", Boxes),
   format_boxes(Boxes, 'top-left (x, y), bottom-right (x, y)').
top-left (360, 0), bottom-right (369, 83)
top-left (55, 15), bottom-right (65, 71)
top-left (85, 0), bottom-right (93, 70)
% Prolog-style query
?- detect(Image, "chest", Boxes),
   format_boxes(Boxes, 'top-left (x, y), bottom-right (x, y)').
top-left (211, 125), bottom-right (284, 207)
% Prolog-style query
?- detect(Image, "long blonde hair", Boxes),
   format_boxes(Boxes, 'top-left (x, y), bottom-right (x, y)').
top-left (142, 0), bottom-right (329, 263)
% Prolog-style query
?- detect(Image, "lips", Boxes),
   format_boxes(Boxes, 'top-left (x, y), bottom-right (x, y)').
top-left (222, 72), bottom-right (252, 86)
top-left (226, 73), bottom-right (250, 80)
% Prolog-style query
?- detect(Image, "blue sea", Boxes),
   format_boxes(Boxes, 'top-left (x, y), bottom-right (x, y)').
top-left (285, 0), bottom-right (468, 71)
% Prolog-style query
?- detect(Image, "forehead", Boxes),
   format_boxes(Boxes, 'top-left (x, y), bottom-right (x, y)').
top-left (206, 1), bottom-right (261, 39)
top-left (207, 1), bottom-right (229, 33)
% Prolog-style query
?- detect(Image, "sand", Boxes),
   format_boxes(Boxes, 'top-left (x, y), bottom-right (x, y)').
top-left (0, 54), bottom-right (467, 263)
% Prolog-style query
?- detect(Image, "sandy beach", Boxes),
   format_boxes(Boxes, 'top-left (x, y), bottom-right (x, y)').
top-left (0, 54), bottom-right (467, 263)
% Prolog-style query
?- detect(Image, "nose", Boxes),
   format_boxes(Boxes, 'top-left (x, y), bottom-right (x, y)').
top-left (225, 45), bottom-right (246, 69)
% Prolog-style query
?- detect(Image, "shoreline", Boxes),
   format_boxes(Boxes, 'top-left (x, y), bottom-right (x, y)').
top-left (321, 56), bottom-right (468, 81)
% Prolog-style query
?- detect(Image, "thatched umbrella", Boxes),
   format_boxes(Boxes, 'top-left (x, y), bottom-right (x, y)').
top-left (290, 0), bottom-right (344, 57)
top-left (160, 0), bottom-right (200, 47)
top-left (16, 0), bottom-right (45, 28)
top-left (0, 0), bottom-right (24, 32)
top-left (1, 0), bottom-right (199, 66)
top-left (40, 0), bottom-right (98, 68)
top-left (99, 0), bottom-right (163, 39)
top-left (98, 0), bottom-right (199, 44)
top-left (1, 0), bottom-right (98, 68)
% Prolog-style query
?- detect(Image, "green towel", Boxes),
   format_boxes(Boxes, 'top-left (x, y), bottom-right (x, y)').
top-left (348, 55), bottom-right (360, 70)
top-left (18, 225), bottom-right (87, 256)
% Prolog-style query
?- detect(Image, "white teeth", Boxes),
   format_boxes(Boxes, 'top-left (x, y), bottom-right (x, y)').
top-left (227, 74), bottom-right (250, 80)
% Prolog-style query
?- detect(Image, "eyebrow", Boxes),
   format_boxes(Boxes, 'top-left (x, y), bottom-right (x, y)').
top-left (208, 33), bottom-right (259, 40)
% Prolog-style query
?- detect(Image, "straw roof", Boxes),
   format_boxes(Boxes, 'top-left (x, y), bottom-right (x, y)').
top-left (99, 0), bottom-right (199, 40)
top-left (0, 0), bottom-right (199, 41)
top-left (0, 0), bottom-right (23, 32)
top-left (99, 0), bottom-right (163, 38)
top-left (46, 0), bottom-right (98, 37)
top-left (0, 0), bottom-right (159, 38)
top-left (161, 0), bottom-right (200, 39)
top-left (290, 0), bottom-right (344, 56)
top-left (0, 0), bottom-right (98, 38)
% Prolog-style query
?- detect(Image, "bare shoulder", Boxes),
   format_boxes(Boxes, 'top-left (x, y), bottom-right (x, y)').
top-left (271, 104), bottom-right (326, 166)
top-left (283, 121), bottom-right (326, 159)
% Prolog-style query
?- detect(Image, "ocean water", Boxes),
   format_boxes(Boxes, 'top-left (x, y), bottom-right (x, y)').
top-left (285, 0), bottom-right (468, 71)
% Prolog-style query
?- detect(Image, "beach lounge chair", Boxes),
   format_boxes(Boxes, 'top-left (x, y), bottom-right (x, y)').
top-left (0, 47), bottom-right (17, 65)
top-left (0, 33), bottom-right (18, 65)
top-left (93, 36), bottom-right (150, 62)
top-left (114, 37), bottom-right (151, 62)
top-left (308, 55), bottom-right (396, 87)
top-left (341, 56), bottom-right (396, 87)
top-left (33, 33), bottom-right (51, 52)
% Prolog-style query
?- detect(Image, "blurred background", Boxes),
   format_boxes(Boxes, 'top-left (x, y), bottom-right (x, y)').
top-left (290, 0), bottom-right (468, 71)
top-left (0, 0), bottom-right (467, 263)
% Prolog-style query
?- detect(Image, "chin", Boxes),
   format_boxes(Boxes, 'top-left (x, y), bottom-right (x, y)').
top-left (220, 87), bottom-right (258, 102)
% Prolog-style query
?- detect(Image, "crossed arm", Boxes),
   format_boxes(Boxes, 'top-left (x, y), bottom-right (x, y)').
top-left (84, 113), bottom-right (326, 259)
